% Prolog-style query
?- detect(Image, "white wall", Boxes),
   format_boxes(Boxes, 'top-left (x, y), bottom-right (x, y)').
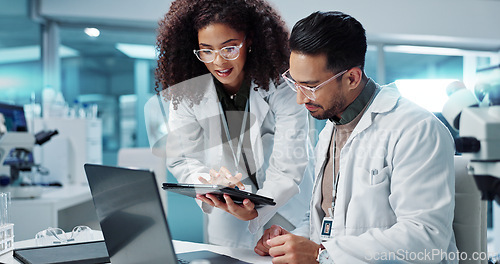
top-left (269, 0), bottom-right (500, 50)
top-left (37, 0), bottom-right (500, 51)
top-left (38, 0), bottom-right (171, 28)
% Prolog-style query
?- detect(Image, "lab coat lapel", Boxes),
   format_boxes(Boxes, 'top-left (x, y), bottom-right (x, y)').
top-left (249, 83), bottom-right (270, 178)
top-left (249, 84), bottom-right (270, 132)
top-left (344, 81), bottom-right (399, 147)
top-left (197, 80), bottom-right (224, 167)
top-left (200, 83), bottom-right (221, 117)
top-left (314, 122), bottom-right (333, 182)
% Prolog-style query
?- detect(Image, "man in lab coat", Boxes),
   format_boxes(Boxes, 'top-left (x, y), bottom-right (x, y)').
top-left (254, 11), bottom-right (458, 263)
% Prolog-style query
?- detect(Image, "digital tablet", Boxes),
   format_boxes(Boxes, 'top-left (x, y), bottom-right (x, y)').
top-left (162, 183), bottom-right (276, 207)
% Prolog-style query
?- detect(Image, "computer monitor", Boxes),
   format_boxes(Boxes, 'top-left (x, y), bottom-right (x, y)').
top-left (0, 102), bottom-right (33, 166)
top-left (0, 102), bottom-right (28, 132)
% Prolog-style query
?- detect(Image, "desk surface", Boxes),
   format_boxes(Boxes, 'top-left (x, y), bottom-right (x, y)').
top-left (174, 240), bottom-right (272, 263)
top-left (0, 231), bottom-right (273, 264)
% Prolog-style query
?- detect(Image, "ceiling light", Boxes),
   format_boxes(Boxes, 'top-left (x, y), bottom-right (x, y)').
top-left (384, 45), bottom-right (498, 57)
top-left (0, 45), bottom-right (79, 64)
top-left (115, 43), bottom-right (157, 60)
top-left (84, 28), bottom-right (100, 38)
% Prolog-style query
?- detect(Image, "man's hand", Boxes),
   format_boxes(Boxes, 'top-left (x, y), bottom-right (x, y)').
top-left (266, 232), bottom-right (321, 264)
top-left (196, 193), bottom-right (258, 221)
top-left (198, 167), bottom-right (245, 190)
top-left (255, 225), bottom-right (289, 256)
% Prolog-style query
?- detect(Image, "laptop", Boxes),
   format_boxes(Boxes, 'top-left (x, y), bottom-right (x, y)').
top-left (84, 163), bottom-right (250, 264)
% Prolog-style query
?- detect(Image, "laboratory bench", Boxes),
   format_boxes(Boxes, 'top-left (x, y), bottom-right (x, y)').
top-left (0, 230), bottom-right (272, 263)
top-left (10, 184), bottom-right (99, 241)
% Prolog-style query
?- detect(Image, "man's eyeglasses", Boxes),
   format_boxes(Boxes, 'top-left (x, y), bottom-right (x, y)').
top-left (282, 67), bottom-right (360, 101)
top-left (193, 37), bottom-right (246, 63)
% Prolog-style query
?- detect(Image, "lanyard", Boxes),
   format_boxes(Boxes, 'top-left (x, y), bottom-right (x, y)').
top-left (218, 100), bottom-right (249, 174)
top-left (331, 171), bottom-right (340, 212)
top-left (331, 129), bottom-right (340, 214)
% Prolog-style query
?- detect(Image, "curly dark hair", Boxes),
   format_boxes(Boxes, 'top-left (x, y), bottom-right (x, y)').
top-left (154, 0), bottom-right (290, 107)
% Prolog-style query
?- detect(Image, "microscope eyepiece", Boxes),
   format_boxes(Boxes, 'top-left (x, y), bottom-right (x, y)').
top-left (35, 130), bottom-right (59, 145)
top-left (455, 137), bottom-right (481, 153)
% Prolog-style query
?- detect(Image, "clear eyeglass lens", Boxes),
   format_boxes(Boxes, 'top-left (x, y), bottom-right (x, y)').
top-left (71, 225), bottom-right (93, 241)
top-left (283, 71), bottom-right (316, 99)
top-left (300, 87), bottom-right (315, 99)
top-left (283, 76), bottom-right (297, 92)
top-left (35, 227), bottom-right (67, 246)
top-left (198, 50), bottom-right (213, 62)
top-left (220, 47), bottom-right (238, 59)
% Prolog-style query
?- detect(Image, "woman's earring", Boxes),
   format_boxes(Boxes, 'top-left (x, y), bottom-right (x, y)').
top-left (248, 47), bottom-right (252, 53)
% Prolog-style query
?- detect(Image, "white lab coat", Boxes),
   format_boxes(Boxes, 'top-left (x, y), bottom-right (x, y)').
top-left (294, 80), bottom-right (458, 263)
top-left (165, 73), bottom-right (314, 249)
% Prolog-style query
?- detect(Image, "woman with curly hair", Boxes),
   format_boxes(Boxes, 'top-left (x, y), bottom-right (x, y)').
top-left (155, 0), bottom-right (313, 249)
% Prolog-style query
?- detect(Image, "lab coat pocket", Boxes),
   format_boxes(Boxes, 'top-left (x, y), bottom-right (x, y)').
top-left (355, 166), bottom-right (390, 186)
top-left (345, 166), bottom-right (394, 234)
top-left (369, 167), bottom-right (390, 185)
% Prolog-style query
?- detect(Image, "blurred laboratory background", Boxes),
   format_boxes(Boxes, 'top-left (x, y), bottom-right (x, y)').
top-left (2, 0), bottom-right (499, 162)
top-left (1, 0), bottom-right (499, 252)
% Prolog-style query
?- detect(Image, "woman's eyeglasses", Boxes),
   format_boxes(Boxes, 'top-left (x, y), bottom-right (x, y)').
top-left (193, 37), bottom-right (246, 63)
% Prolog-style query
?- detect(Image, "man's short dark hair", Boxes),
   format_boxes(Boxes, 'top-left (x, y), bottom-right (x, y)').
top-left (289, 11), bottom-right (367, 72)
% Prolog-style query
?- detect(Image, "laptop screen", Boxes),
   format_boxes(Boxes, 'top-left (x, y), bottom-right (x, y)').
top-left (84, 164), bottom-right (178, 264)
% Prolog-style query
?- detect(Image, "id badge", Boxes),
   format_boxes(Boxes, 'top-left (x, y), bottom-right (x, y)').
top-left (320, 216), bottom-right (334, 241)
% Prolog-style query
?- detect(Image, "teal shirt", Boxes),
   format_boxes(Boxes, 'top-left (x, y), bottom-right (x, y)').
top-left (331, 78), bottom-right (379, 125)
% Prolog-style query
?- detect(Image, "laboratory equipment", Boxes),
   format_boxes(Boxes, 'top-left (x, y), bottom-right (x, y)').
top-left (0, 192), bottom-right (13, 256)
top-left (34, 118), bottom-right (102, 185)
top-left (0, 102), bottom-right (59, 198)
top-left (442, 64), bottom-right (500, 203)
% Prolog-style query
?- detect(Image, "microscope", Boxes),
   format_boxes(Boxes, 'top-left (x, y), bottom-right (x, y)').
top-left (0, 130), bottom-right (58, 178)
top-left (442, 64), bottom-right (500, 203)
top-left (0, 103), bottom-right (58, 198)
